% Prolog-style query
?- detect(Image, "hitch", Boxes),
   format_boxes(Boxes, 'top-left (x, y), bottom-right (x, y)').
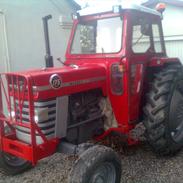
top-left (42, 15), bottom-right (54, 68)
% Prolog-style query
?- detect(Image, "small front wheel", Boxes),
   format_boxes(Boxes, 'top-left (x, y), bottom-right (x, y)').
top-left (68, 145), bottom-right (121, 183)
top-left (0, 151), bottom-right (32, 175)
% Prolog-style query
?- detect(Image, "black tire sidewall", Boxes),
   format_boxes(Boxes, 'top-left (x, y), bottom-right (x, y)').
top-left (166, 70), bottom-right (183, 150)
top-left (83, 153), bottom-right (121, 183)
top-left (69, 145), bottom-right (121, 183)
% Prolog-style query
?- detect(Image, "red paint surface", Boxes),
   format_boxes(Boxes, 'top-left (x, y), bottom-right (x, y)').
top-left (0, 10), bottom-right (181, 165)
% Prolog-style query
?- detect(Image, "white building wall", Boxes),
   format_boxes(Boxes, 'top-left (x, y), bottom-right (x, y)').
top-left (161, 4), bottom-right (183, 62)
top-left (165, 40), bottom-right (183, 61)
top-left (0, 0), bottom-right (76, 72)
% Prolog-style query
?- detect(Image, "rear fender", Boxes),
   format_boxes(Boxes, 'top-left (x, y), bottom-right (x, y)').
top-left (148, 57), bottom-right (181, 67)
top-left (140, 57), bottom-right (181, 121)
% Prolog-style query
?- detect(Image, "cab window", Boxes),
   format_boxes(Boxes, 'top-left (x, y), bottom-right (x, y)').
top-left (71, 16), bottom-right (123, 54)
top-left (131, 16), bottom-right (163, 54)
top-left (152, 24), bottom-right (163, 53)
top-left (132, 23), bottom-right (151, 53)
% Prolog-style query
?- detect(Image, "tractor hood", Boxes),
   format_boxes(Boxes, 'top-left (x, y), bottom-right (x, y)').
top-left (14, 64), bottom-right (107, 100)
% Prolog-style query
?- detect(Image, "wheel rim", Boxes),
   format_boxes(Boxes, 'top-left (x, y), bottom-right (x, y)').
top-left (89, 162), bottom-right (116, 183)
top-left (3, 153), bottom-right (27, 167)
top-left (170, 80), bottom-right (183, 143)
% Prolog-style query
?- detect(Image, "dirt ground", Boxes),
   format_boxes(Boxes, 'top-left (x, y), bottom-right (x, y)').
top-left (0, 141), bottom-right (183, 183)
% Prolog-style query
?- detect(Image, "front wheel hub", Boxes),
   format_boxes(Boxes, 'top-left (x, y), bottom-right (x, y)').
top-left (90, 162), bottom-right (116, 183)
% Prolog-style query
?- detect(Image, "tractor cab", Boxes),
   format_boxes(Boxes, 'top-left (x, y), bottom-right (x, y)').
top-left (66, 3), bottom-right (166, 61)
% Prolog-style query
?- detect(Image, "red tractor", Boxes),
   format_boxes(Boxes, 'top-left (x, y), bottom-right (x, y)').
top-left (0, 3), bottom-right (183, 183)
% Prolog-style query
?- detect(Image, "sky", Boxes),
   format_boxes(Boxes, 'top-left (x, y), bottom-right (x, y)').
top-left (74, 0), bottom-right (149, 8)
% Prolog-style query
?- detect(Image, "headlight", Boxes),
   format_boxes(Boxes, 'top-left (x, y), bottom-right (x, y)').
top-left (11, 111), bottom-right (15, 118)
top-left (8, 111), bottom-right (15, 121)
top-left (34, 108), bottom-right (49, 123)
top-left (34, 115), bottom-right (39, 123)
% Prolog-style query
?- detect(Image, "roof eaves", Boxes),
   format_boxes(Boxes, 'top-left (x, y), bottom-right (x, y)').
top-left (143, 0), bottom-right (183, 7)
top-left (69, 0), bottom-right (81, 10)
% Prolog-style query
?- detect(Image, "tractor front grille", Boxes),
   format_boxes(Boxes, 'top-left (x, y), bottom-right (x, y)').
top-left (0, 74), bottom-right (59, 145)
top-left (15, 99), bottom-right (57, 144)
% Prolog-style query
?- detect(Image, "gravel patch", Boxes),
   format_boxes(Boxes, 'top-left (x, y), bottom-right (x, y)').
top-left (0, 154), bottom-right (75, 183)
top-left (120, 144), bottom-right (183, 183)
top-left (0, 122), bottom-right (182, 183)
top-left (0, 143), bottom-right (182, 183)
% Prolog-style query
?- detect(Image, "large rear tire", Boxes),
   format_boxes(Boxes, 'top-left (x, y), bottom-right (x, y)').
top-left (68, 145), bottom-right (121, 183)
top-left (143, 64), bottom-right (183, 155)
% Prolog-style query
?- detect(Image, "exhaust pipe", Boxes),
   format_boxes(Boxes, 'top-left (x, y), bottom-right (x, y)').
top-left (42, 15), bottom-right (54, 68)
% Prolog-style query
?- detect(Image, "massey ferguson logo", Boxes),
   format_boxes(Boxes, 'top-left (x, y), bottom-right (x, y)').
top-left (49, 74), bottom-right (62, 89)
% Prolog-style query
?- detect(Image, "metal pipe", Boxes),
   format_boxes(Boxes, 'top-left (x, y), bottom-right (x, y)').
top-left (0, 11), bottom-right (11, 72)
top-left (42, 15), bottom-right (54, 68)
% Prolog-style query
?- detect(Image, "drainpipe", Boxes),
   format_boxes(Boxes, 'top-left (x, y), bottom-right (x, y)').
top-left (0, 10), bottom-right (11, 72)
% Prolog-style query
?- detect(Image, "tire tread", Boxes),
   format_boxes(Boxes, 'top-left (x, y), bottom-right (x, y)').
top-left (143, 64), bottom-right (183, 155)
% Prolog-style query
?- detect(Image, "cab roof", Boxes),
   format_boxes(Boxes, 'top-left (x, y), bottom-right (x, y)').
top-left (77, 2), bottom-right (161, 17)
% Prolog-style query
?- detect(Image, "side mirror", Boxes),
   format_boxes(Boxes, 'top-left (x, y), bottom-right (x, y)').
top-left (141, 22), bottom-right (151, 36)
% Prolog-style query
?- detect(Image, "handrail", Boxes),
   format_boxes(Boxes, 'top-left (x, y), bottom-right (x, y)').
top-left (0, 73), bottom-right (48, 146)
